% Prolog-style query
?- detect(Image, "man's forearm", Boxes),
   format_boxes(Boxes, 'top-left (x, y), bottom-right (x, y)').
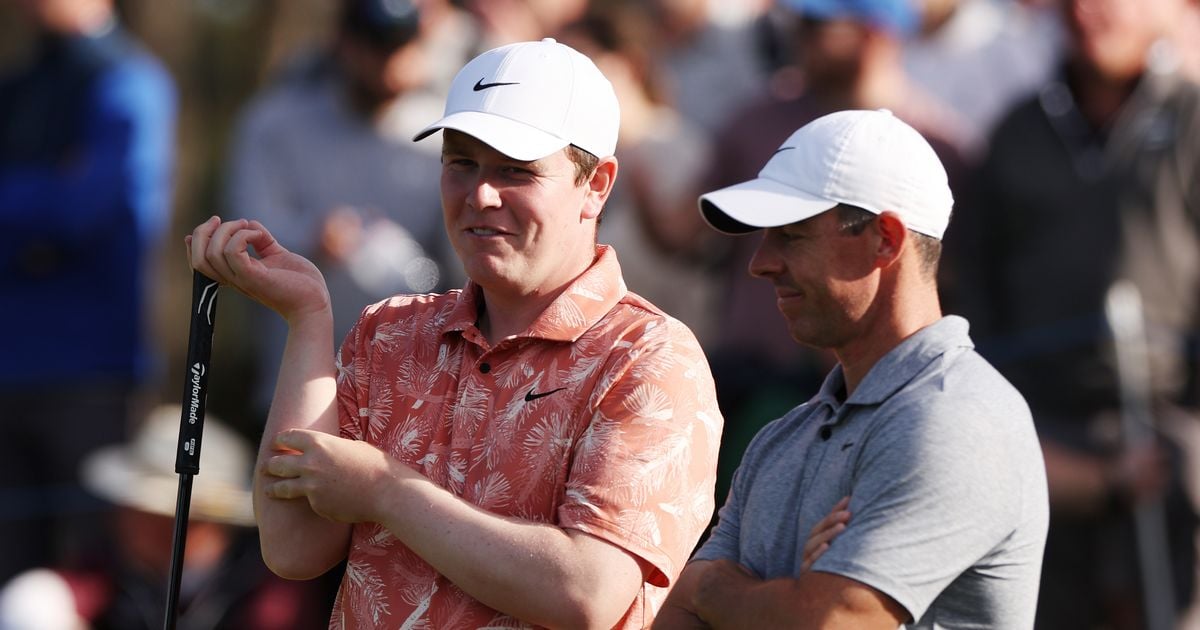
top-left (372, 468), bottom-right (644, 629)
top-left (691, 565), bottom-right (906, 630)
top-left (652, 560), bottom-right (713, 629)
top-left (255, 310), bottom-right (350, 578)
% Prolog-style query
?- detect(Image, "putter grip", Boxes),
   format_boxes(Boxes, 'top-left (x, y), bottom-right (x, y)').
top-left (175, 270), bottom-right (220, 475)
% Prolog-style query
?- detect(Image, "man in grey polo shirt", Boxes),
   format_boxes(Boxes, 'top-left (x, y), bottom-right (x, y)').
top-left (654, 109), bottom-right (1049, 629)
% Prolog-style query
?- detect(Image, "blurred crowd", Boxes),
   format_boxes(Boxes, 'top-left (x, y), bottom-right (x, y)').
top-left (1, 0), bottom-right (1199, 628)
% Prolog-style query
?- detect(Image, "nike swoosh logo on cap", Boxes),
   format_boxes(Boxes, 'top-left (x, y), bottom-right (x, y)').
top-left (474, 78), bottom-right (520, 91)
top-left (772, 146), bottom-right (796, 157)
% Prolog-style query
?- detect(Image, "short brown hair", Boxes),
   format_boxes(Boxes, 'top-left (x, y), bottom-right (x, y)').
top-left (566, 144), bottom-right (605, 228)
top-left (835, 204), bottom-right (941, 278)
top-left (566, 144), bottom-right (600, 185)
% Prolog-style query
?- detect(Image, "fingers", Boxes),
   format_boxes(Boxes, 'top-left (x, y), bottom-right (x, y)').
top-left (262, 477), bottom-right (304, 500)
top-left (274, 429), bottom-right (319, 453)
top-left (264, 451), bottom-right (298, 478)
top-left (262, 430), bottom-right (322, 477)
top-left (206, 218), bottom-right (254, 282)
top-left (188, 215), bottom-right (242, 283)
top-left (801, 496), bottom-right (851, 572)
top-left (187, 215), bottom-right (221, 277)
top-left (800, 543), bottom-right (829, 573)
top-left (245, 220), bottom-right (285, 258)
top-left (187, 216), bottom-right (269, 285)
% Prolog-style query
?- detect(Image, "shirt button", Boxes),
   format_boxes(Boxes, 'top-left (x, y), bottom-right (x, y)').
top-left (479, 362), bottom-right (491, 374)
top-left (819, 426), bottom-right (832, 441)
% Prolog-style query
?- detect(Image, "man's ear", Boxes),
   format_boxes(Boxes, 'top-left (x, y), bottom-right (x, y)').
top-left (875, 211), bottom-right (907, 267)
top-left (582, 156), bottom-right (618, 220)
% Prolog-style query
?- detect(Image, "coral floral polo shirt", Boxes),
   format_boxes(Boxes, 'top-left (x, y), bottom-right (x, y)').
top-left (329, 246), bottom-right (723, 629)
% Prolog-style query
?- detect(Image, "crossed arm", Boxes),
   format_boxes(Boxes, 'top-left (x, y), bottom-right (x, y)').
top-left (654, 497), bottom-right (907, 630)
top-left (188, 217), bottom-right (646, 629)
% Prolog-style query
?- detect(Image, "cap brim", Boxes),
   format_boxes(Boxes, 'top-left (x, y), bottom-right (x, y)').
top-left (699, 177), bottom-right (839, 234)
top-left (413, 110), bottom-right (570, 161)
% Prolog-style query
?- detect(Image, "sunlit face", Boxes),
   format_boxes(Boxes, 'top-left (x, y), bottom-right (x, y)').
top-left (439, 130), bottom-right (608, 300)
top-left (748, 209), bottom-right (880, 350)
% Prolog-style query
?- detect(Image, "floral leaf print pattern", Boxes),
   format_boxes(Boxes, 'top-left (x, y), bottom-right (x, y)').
top-left (331, 247), bottom-right (722, 628)
top-left (521, 412), bottom-right (574, 482)
top-left (391, 547), bottom-right (438, 606)
top-left (469, 471), bottom-right (513, 511)
top-left (344, 557), bottom-right (391, 627)
top-left (398, 582), bottom-right (436, 630)
top-left (624, 383), bottom-right (675, 425)
top-left (363, 374), bottom-right (393, 443)
top-left (571, 413), bottom-right (623, 478)
top-left (386, 414), bottom-right (431, 463)
top-left (451, 382), bottom-right (490, 440)
top-left (335, 350), bottom-right (352, 387)
top-left (615, 507), bottom-right (664, 548)
top-left (370, 319), bottom-right (409, 354)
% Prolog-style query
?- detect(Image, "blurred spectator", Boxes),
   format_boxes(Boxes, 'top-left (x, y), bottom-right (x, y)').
top-left (463, 0), bottom-right (589, 49)
top-left (945, 0), bottom-right (1200, 627)
top-left (903, 0), bottom-right (1064, 156)
top-left (643, 0), bottom-right (772, 134)
top-left (689, 0), bottom-right (971, 513)
top-left (0, 405), bottom-right (331, 629)
top-left (1176, 0), bottom-right (1200, 80)
top-left (413, 0), bottom-right (482, 95)
top-left (0, 0), bottom-right (176, 585)
top-left (558, 5), bottom-right (723, 348)
top-left (225, 0), bottom-right (460, 417)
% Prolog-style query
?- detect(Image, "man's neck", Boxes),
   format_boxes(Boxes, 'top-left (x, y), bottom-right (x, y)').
top-left (475, 264), bottom-right (590, 346)
top-left (475, 289), bottom-right (560, 345)
top-left (835, 287), bottom-right (943, 396)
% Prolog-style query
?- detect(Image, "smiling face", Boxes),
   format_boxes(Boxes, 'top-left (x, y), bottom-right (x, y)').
top-left (749, 208), bottom-right (882, 351)
top-left (439, 130), bottom-right (614, 301)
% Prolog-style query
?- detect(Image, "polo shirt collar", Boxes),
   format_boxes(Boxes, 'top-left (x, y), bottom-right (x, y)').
top-left (441, 244), bottom-right (628, 343)
top-left (816, 316), bottom-right (973, 408)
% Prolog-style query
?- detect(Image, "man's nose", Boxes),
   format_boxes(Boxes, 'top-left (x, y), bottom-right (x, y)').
top-left (468, 176), bottom-right (502, 210)
top-left (749, 233), bottom-right (782, 278)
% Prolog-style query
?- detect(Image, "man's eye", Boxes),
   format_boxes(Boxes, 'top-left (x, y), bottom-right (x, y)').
top-left (444, 158), bottom-right (475, 170)
top-left (501, 165), bottom-right (533, 176)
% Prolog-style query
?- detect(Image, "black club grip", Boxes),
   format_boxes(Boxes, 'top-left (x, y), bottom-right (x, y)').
top-left (174, 270), bottom-right (220, 475)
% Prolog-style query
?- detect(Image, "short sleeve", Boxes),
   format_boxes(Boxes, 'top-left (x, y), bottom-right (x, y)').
top-left (557, 317), bottom-right (723, 587)
top-left (690, 409), bottom-right (798, 566)
top-left (812, 397), bottom-right (1025, 620)
top-left (336, 302), bottom-right (377, 442)
top-left (690, 462), bottom-right (745, 564)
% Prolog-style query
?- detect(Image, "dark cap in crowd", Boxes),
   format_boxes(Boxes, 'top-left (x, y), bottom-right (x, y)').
top-left (341, 0), bottom-right (421, 50)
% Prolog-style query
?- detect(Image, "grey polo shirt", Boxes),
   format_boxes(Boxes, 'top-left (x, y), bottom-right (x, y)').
top-left (694, 316), bottom-right (1048, 629)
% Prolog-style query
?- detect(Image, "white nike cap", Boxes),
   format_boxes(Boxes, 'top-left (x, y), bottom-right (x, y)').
top-left (699, 109), bottom-right (954, 239)
top-left (413, 38), bottom-right (620, 161)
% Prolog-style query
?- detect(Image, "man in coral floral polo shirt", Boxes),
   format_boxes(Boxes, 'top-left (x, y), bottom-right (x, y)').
top-left (187, 38), bottom-right (723, 629)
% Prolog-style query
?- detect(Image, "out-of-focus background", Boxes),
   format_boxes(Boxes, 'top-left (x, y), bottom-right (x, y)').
top-left (2, 0), bottom-right (1200, 627)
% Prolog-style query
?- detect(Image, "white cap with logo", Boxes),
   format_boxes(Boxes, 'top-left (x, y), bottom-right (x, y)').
top-left (699, 109), bottom-right (954, 239)
top-left (414, 38), bottom-right (620, 161)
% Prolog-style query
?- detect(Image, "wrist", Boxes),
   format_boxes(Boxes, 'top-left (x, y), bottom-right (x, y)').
top-left (286, 305), bottom-right (334, 337)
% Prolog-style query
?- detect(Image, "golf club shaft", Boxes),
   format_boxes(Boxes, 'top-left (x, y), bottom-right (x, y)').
top-left (163, 270), bottom-right (220, 630)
